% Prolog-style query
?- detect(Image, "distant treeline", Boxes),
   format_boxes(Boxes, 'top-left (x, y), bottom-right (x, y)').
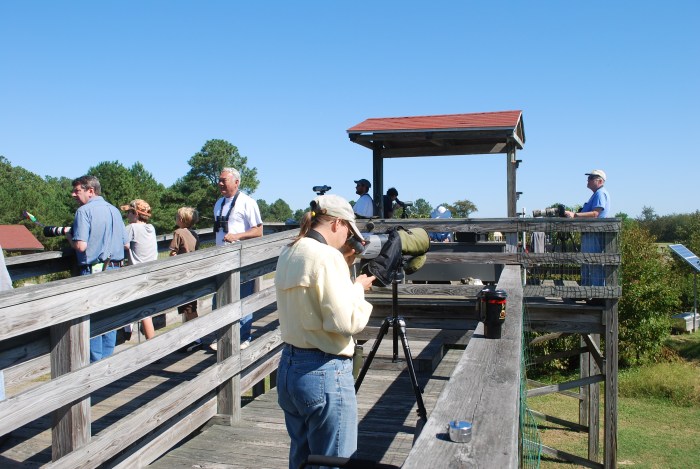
top-left (0, 138), bottom-right (479, 251)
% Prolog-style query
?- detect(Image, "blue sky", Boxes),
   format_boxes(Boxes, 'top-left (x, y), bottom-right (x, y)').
top-left (1, 1), bottom-right (698, 218)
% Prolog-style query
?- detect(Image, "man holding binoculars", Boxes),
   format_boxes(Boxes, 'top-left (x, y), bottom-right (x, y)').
top-left (213, 167), bottom-right (263, 349)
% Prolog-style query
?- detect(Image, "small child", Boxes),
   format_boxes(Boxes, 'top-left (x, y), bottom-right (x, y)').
top-left (122, 199), bottom-right (158, 339)
top-left (169, 207), bottom-right (201, 351)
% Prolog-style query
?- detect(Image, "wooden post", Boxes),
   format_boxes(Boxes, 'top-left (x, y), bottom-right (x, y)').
top-left (50, 316), bottom-right (90, 460)
top-left (604, 299), bottom-right (618, 468)
top-left (215, 269), bottom-right (241, 425)
top-left (373, 144), bottom-right (383, 218)
top-left (506, 145), bottom-right (517, 218)
top-left (580, 334), bottom-right (600, 461)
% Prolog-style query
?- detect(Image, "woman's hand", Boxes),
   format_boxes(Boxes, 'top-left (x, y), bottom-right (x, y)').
top-left (354, 274), bottom-right (375, 291)
top-left (339, 244), bottom-right (357, 266)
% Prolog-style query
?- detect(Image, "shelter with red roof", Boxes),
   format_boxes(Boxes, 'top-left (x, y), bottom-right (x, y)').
top-left (347, 110), bottom-right (525, 217)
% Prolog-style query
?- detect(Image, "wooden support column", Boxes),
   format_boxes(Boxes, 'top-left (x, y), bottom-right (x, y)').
top-left (215, 268), bottom-right (242, 425)
top-left (506, 144), bottom-right (517, 218)
top-left (580, 334), bottom-right (600, 462)
top-left (373, 144), bottom-right (384, 218)
top-left (50, 316), bottom-right (90, 461)
top-left (604, 299), bottom-right (618, 468)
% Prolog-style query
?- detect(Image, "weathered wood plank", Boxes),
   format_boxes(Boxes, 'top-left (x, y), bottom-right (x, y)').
top-left (404, 265), bottom-right (523, 468)
top-left (0, 304), bottom-right (239, 434)
top-left (0, 231), bottom-right (294, 341)
top-left (44, 355), bottom-right (241, 469)
top-left (358, 217), bottom-right (621, 234)
top-left (50, 316), bottom-right (90, 461)
top-left (524, 285), bottom-right (622, 299)
top-left (528, 375), bottom-right (604, 398)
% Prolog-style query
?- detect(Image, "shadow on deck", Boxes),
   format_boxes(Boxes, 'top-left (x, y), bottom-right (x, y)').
top-left (149, 342), bottom-right (465, 468)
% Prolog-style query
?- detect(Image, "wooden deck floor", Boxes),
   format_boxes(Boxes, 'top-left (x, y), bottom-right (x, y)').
top-left (150, 347), bottom-right (465, 469)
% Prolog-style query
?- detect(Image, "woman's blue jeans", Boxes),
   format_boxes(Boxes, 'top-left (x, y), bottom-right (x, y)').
top-left (277, 345), bottom-right (357, 469)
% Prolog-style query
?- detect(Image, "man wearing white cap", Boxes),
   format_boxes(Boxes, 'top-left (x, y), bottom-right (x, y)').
top-left (564, 169), bottom-right (611, 287)
top-left (564, 170), bottom-right (610, 219)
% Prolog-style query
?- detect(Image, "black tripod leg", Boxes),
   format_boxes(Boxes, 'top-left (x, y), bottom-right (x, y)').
top-left (395, 318), bottom-right (428, 423)
top-left (392, 281), bottom-right (399, 361)
top-left (355, 317), bottom-right (392, 393)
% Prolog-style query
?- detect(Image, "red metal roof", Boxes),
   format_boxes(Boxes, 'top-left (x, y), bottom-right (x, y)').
top-left (347, 110), bottom-right (522, 133)
top-left (0, 225), bottom-right (45, 251)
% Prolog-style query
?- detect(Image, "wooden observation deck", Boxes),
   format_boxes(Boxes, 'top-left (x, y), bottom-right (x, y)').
top-left (0, 218), bottom-right (620, 468)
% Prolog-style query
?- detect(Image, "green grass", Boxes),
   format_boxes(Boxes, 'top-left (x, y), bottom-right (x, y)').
top-left (527, 331), bottom-right (700, 468)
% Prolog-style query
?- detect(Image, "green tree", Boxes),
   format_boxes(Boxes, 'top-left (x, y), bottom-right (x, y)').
top-left (618, 220), bottom-right (679, 366)
top-left (187, 139), bottom-right (259, 192)
top-left (408, 198), bottom-right (432, 218)
top-left (88, 161), bottom-right (169, 233)
top-left (269, 199), bottom-right (293, 222)
top-left (172, 139), bottom-right (261, 228)
top-left (638, 206), bottom-right (658, 222)
top-left (0, 157), bottom-right (75, 250)
top-left (257, 199), bottom-right (271, 221)
top-left (449, 199), bottom-right (478, 218)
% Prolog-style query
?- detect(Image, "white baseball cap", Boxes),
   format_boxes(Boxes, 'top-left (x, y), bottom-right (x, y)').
top-left (312, 194), bottom-right (363, 240)
top-left (585, 169), bottom-right (606, 181)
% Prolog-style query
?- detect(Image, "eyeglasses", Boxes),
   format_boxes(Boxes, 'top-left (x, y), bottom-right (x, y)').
top-left (587, 176), bottom-right (600, 181)
top-left (337, 219), bottom-right (353, 238)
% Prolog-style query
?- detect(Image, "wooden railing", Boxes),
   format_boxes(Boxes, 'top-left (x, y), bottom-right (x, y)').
top-left (4, 222), bottom-right (296, 282)
top-left (404, 264), bottom-right (523, 468)
top-left (0, 217), bottom-right (620, 467)
top-left (0, 229), bottom-right (296, 466)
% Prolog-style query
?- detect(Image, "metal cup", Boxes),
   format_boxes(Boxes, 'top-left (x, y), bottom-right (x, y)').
top-left (447, 420), bottom-right (472, 443)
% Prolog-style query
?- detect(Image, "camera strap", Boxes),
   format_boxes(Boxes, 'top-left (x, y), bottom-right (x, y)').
top-left (217, 192), bottom-right (240, 222)
top-left (305, 229), bottom-right (327, 245)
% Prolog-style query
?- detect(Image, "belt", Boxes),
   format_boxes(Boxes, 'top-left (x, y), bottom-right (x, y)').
top-left (284, 343), bottom-right (349, 358)
top-left (85, 260), bottom-right (123, 271)
top-left (285, 343), bottom-right (324, 353)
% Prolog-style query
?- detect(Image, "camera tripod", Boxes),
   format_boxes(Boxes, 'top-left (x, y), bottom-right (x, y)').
top-left (354, 263), bottom-right (428, 427)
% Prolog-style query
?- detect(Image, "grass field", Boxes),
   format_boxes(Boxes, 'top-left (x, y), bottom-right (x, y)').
top-left (527, 331), bottom-right (700, 468)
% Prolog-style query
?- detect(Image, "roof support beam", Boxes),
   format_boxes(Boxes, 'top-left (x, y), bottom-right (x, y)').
top-left (507, 143), bottom-right (517, 217)
top-left (373, 143), bottom-right (384, 218)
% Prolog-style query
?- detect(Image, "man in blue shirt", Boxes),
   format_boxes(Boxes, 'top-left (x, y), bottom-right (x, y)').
top-left (66, 175), bottom-right (128, 362)
top-left (564, 169), bottom-right (611, 287)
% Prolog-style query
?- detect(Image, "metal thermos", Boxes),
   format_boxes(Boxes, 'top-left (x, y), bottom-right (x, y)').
top-left (477, 287), bottom-right (508, 339)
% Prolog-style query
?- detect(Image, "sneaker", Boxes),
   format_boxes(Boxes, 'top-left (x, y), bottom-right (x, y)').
top-left (240, 339), bottom-right (251, 350)
top-left (209, 342), bottom-right (218, 352)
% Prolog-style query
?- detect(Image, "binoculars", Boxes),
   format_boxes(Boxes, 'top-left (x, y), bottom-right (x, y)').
top-left (213, 216), bottom-right (229, 233)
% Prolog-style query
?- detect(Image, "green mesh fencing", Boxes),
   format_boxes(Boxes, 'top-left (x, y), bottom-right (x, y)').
top-left (520, 302), bottom-right (542, 468)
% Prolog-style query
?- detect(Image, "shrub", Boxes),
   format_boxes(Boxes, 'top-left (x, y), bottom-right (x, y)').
top-left (619, 361), bottom-right (700, 407)
top-left (618, 221), bottom-right (680, 366)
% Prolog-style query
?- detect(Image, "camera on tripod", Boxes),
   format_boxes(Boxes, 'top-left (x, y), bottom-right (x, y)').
top-left (43, 226), bottom-right (72, 237)
top-left (532, 204), bottom-right (565, 218)
top-left (313, 185), bottom-right (331, 195)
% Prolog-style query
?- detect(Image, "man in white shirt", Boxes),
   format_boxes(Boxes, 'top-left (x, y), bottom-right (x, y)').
top-left (353, 178), bottom-right (374, 218)
top-left (213, 167), bottom-right (263, 349)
